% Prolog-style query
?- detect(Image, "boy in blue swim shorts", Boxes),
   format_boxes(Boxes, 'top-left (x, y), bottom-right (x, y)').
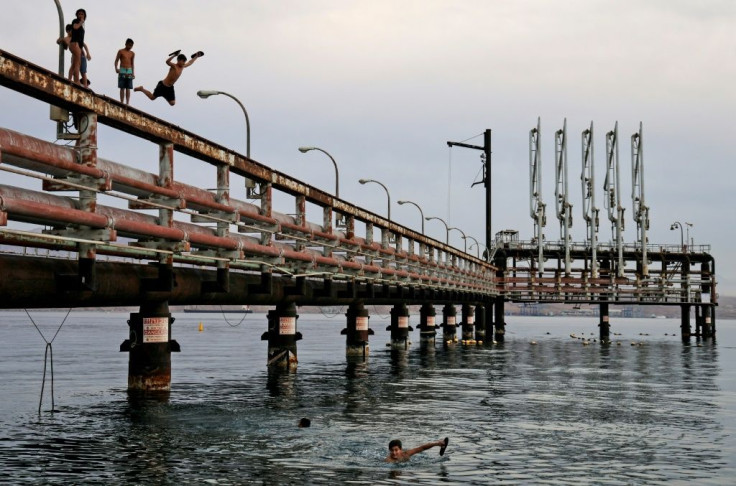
top-left (114, 38), bottom-right (135, 104)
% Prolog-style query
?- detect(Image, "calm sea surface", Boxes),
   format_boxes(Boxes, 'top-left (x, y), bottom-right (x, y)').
top-left (1, 310), bottom-right (735, 485)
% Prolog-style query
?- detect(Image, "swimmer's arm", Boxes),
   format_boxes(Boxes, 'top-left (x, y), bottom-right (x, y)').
top-left (405, 440), bottom-right (444, 457)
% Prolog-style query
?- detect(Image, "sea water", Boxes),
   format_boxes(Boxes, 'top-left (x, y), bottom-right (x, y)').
top-left (0, 310), bottom-right (734, 484)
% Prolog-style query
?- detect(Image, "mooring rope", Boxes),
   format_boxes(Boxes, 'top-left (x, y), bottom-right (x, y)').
top-left (219, 305), bottom-right (250, 327)
top-left (319, 306), bottom-right (344, 319)
top-left (372, 305), bottom-right (389, 319)
top-left (25, 308), bottom-right (73, 414)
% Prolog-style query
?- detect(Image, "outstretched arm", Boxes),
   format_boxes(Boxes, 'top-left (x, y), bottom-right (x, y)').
top-left (404, 439), bottom-right (445, 458)
top-left (165, 53), bottom-right (177, 66)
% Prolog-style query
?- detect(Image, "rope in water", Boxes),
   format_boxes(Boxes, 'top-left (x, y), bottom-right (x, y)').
top-left (25, 308), bottom-right (72, 414)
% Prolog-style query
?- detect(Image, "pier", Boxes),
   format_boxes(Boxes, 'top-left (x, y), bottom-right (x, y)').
top-left (0, 49), bottom-right (717, 393)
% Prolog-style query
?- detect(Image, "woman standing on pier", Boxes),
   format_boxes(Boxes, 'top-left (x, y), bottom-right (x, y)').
top-left (69, 8), bottom-right (86, 85)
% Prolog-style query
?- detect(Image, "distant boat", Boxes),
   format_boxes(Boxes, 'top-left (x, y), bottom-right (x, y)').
top-left (184, 305), bottom-right (253, 314)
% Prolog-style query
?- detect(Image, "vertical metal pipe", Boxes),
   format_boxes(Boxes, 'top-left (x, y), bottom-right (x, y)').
top-left (474, 304), bottom-right (486, 343)
top-left (343, 302), bottom-right (371, 357)
top-left (441, 304), bottom-right (457, 345)
top-left (123, 301), bottom-right (178, 394)
top-left (461, 303), bottom-right (475, 342)
top-left (484, 129), bottom-right (492, 255)
top-left (418, 303), bottom-right (437, 345)
top-left (388, 303), bottom-right (411, 349)
top-left (262, 302), bottom-right (301, 370)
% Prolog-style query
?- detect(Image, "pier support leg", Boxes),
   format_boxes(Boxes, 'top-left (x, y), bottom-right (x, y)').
top-left (599, 302), bottom-right (610, 343)
top-left (474, 304), bottom-right (486, 344)
top-left (261, 303), bottom-right (301, 370)
top-left (695, 306), bottom-right (703, 337)
top-left (702, 305), bottom-right (714, 338)
top-left (388, 303), bottom-right (412, 349)
top-left (342, 302), bottom-right (373, 358)
top-left (494, 297), bottom-right (505, 343)
top-left (441, 304), bottom-right (457, 345)
top-left (120, 301), bottom-right (180, 393)
top-left (680, 304), bottom-right (691, 342)
top-left (418, 303), bottom-right (437, 346)
top-left (461, 304), bottom-right (475, 343)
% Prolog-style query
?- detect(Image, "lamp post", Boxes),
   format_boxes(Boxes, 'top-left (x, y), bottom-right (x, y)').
top-left (449, 227), bottom-right (467, 253)
top-left (397, 200), bottom-right (424, 233)
top-left (466, 235), bottom-right (481, 258)
top-left (197, 90), bottom-right (250, 157)
top-left (54, 1), bottom-right (65, 76)
top-left (685, 222), bottom-right (693, 250)
top-left (359, 179), bottom-right (391, 220)
top-left (670, 221), bottom-right (684, 251)
top-left (425, 216), bottom-right (449, 244)
top-left (298, 147), bottom-right (339, 198)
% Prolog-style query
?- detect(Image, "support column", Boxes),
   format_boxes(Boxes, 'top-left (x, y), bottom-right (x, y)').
top-left (695, 306), bottom-right (703, 337)
top-left (120, 300), bottom-right (180, 393)
top-left (680, 304), bottom-right (691, 341)
top-left (461, 304), bottom-right (475, 343)
top-left (417, 303), bottom-right (437, 346)
top-left (441, 304), bottom-right (457, 344)
top-left (599, 301), bottom-right (610, 343)
top-left (474, 304), bottom-right (486, 343)
top-left (494, 297), bottom-right (505, 343)
top-left (387, 303), bottom-right (412, 349)
top-left (702, 305), bottom-right (714, 338)
top-left (484, 300), bottom-right (494, 344)
top-left (342, 302), bottom-right (373, 357)
top-left (261, 302), bottom-right (302, 370)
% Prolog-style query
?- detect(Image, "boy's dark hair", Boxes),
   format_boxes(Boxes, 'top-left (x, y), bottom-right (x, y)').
top-left (177, 54), bottom-right (187, 62)
top-left (298, 418), bottom-right (311, 428)
top-left (388, 439), bottom-right (402, 450)
top-left (126, 38), bottom-right (134, 45)
top-left (65, 24), bottom-right (72, 33)
top-left (75, 8), bottom-right (86, 16)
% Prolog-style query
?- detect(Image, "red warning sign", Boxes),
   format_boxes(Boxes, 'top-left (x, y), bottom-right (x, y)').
top-left (142, 317), bottom-right (168, 343)
top-left (279, 316), bottom-right (296, 335)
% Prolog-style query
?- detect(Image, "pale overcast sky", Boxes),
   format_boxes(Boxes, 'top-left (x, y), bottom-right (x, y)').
top-left (1, 1), bottom-right (735, 294)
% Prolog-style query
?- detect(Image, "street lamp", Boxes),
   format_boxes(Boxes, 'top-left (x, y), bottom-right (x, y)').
top-left (359, 179), bottom-right (391, 220)
top-left (397, 200), bottom-right (424, 233)
top-left (449, 227), bottom-right (467, 253)
top-left (685, 222), bottom-right (693, 249)
top-left (298, 146), bottom-right (339, 198)
top-left (670, 221), bottom-right (684, 251)
top-left (197, 90), bottom-right (250, 157)
top-left (425, 216), bottom-right (449, 244)
top-left (465, 235), bottom-right (481, 258)
top-left (54, 1), bottom-right (64, 77)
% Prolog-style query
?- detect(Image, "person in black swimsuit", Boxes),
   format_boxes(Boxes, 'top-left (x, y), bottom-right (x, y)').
top-left (69, 8), bottom-right (87, 85)
top-left (134, 50), bottom-right (201, 106)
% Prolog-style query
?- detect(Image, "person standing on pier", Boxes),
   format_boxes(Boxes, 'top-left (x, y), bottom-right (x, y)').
top-left (68, 8), bottom-right (87, 85)
top-left (114, 38), bottom-right (135, 104)
top-left (385, 437), bottom-right (448, 462)
top-left (134, 50), bottom-right (202, 106)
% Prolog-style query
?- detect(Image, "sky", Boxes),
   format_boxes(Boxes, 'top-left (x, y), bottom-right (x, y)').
top-left (1, 1), bottom-right (735, 294)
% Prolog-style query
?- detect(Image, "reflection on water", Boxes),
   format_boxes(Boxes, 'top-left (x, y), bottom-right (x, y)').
top-left (0, 313), bottom-right (734, 484)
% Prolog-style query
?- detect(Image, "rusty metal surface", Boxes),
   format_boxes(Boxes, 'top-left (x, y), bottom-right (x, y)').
top-left (0, 49), bottom-right (477, 259)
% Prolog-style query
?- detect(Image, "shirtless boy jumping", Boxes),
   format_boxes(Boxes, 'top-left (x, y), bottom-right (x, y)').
top-left (114, 38), bottom-right (135, 104)
top-left (134, 50), bottom-right (202, 106)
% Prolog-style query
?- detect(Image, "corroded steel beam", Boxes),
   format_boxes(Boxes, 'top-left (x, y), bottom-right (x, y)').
top-left (0, 254), bottom-right (489, 309)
